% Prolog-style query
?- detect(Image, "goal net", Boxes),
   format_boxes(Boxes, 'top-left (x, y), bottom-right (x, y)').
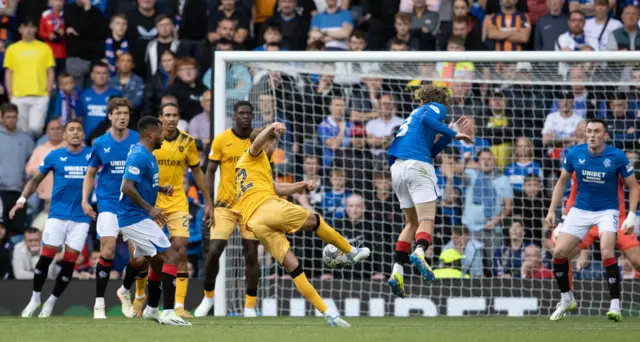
top-left (212, 51), bottom-right (640, 317)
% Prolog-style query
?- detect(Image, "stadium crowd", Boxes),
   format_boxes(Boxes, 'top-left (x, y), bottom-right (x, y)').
top-left (0, 0), bottom-right (640, 283)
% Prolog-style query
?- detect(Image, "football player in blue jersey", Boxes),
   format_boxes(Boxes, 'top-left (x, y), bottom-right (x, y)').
top-left (386, 85), bottom-right (473, 297)
top-left (545, 118), bottom-right (638, 322)
top-left (10, 119), bottom-right (92, 318)
top-left (81, 97), bottom-right (142, 319)
top-left (117, 116), bottom-right (190, 326)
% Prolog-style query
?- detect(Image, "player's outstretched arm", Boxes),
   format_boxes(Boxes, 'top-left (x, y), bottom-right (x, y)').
top-left (249, 122), bottom-right (286, 156)
top-left (81, 166), bottom-right (98, 220)
top-left (622, 174), bottom-right (638, 234)
top-left (545, 170), bottom-right (572, 227)
top-left (8, 171), bottom-right (47, 219)
top-left (274, 181), bottom-right (312, 197)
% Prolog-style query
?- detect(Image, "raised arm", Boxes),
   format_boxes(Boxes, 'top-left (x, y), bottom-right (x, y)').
top-left (249, 122), bottom-right (286, 156)
top-left (81, 166), bottom-right (98, 219)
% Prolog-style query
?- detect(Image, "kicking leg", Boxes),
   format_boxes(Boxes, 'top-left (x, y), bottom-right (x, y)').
top-left (300, 213), bottom-right (370, 264)
top-left (22, 245), bottom-right (57, 318)
top-left (410, 201), bottom-right (436, 281)
top-left (242, 239), bottom-right (260, 317)
top-left (40, 247), bottom-right (81, 318)
top-left (94, 236), bottom-right (116, 319)
top-left (194, 239), bottom-right (227, 317)
top-left (389, 208), bottom-right (418, 297)
top-left (600, 232), bottom-right (622, 322)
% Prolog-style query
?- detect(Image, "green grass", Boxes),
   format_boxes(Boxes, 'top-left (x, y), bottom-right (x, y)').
top-left (2, 317), bottom-right (640, 342)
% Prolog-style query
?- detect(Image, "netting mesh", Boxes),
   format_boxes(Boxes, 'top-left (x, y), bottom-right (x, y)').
top-left (219, 57), bottom-right (640, 316)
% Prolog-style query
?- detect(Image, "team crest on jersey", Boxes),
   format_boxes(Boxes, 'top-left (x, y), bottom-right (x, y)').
top-left (179, 146), bottom-right (184, 152)
top-left (604, 159), bottom-right (611, 168)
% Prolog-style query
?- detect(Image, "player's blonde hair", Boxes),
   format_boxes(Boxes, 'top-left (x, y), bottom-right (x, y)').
top-left (414, 85), bottom-right (452, 106)
top-left (250, 127), bottom-right (278, 143)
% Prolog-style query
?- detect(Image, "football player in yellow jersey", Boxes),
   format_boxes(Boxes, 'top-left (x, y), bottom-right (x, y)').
top-left (194, 101), bottom-right (260, 317)
top-left (153, 103), bottom-right (213, 317)
top-left (236, 122), bottom-right (371, 327)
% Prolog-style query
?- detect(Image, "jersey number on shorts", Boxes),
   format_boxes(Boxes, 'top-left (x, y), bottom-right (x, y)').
top-left (396, 116), bottom-right (413, 137)
top-left (236, 169), bottom-right (254, 199)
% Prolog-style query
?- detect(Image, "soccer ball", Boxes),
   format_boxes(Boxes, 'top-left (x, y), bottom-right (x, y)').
top-left (323, 244), bottom-right (348, 269)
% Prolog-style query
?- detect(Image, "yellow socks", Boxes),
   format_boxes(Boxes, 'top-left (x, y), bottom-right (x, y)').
top-left (175, 273), bottom-right (188, 308)
top-left (315, 216), bottom-right (352, 254)
top-left (292, 272), bottom-right (327, 314)
top-left (135, 276), bottom-right (147, 298)
top-left (204, 289), bottom-right (215, 299)
top-left (245, 295), bottom-right (257, 309)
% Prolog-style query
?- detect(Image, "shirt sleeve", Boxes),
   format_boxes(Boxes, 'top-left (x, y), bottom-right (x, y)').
top-left (186, 139), bottom-right (200, 168)
top-left (123, 154), bottom-right (147, 184)
top-left (310, 14), bottom-right (320, 29)
top-left (617, 152), bottom-right (634, 178)
top-left (563, 149), bottom-right (574, 173)
top-left (497, 176), bottom-right (514, 199)
top-left (339, 10), bottom-right (353, 26)
top-left (3, 46), bottom-right (14, 70)
top-left (88, 144), bottom-right (102, 168)
top-left (208, 135), bottom-right (222, 161)
top-left (38, 150), bottom-right (56, 175)
top-left (420, 112), bottom-right (457, 138)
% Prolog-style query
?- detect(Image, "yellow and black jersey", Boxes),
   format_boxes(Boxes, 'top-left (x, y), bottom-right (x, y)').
top-left (235, 150), bottom-right (276, 225)
top-left (208, 128), bottom-right (251, 209)
top-left (155, 130), bottom-right (200, 213)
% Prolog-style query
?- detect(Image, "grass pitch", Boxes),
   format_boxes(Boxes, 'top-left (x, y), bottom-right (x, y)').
top-left (1, 316), bottom-right (639, 342)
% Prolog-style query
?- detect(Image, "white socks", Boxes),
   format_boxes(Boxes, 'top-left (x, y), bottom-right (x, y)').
top-left (45, 295), bottom-right (58, 306)
top-left (393, 263), bottom-right (404, 277)
top-left (414, 247), bottom-right (425, 258)
top-left (610, 298), bottom-right (620, 312)
top-left (95, 297), bottom-right (105, 307)
top-left (31, 291), bottom-right (41, 303)
top-left (175, 303), bottom-right (184, 309)
top-left (561, 292), bottom-right (573, 303)
top-left (347, 247), bottom-right (358, 257)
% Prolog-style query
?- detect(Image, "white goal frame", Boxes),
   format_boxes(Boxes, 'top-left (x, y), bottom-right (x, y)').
top-left (212, 51), bottom-right (640, 316)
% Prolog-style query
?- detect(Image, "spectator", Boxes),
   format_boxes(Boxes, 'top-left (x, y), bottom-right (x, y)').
top-left (388, 12), bottom-right (436, 50)
top-left (255, 22), bottom-right (283, 51)
top-left (549, 67), bottom-right (602, 116)
top-left (333, 193), bottom-right (383, 279)
top-left (109, 52), bottom-right (145, 115)
top-left (435, 146), bottom-right (465, 227)
top-left (39, 0), bottom-right (66, 75)
top-left (607, 5), bottom-right (640, 51)
top-left (481, 88), bottom-right (518, 169)
top-left (317, 96), bottom-right (353, 168)
top-left (105, 14), bottom-right (130, 77)
top-left (126, 0), bottom-right (159, 77)
top-left (12, 228), bottom-right (57, 279)
top-left (607, 93), bottom-right (637, 148)
top-left (365, 93), bottom-right (404, 156)
top-left (452, 118), bottom-right (491, 162)
top-left (568, 0), bottom-right (596, 17)
top-left (505, 137), bottom-right (543, 193)
top-left (292, 155), bottom-right (326, 212)
top-left (144, 49), bottom-right (175, 117)
top-left (76, 62), bottom-right (123, 138)
top-left (318, 168), bottom-right (351, 223)
top-left (434, 38), bottom-right (476, 91)
top-left (493, 219), bottom-right (528, 278)
top-left (367, 170), bottom-right (403, 230)
top-left (145, 15), bottom-right (186, 77)
top-left (254, 0), bottom-right (277, 40)
top-left (446, 17), bottom-right (486, 51)
top-left (535, 0), bottom-right (569, 51)
top-left (4, 19), bottom-right (55, 137)
top-left (462, 149), bottom-right (514, 274)
top-left (51, 72), bottom-right (80, 124)
top-left (211, 17), bottom-right (240, 49)
top-left (570, 248), bottom-right (602, 280)
top-left (0, 223), bottom-right (12, 279)
top-left (263, 0), bottom-right (309, 50)
top-left (333, 31), bottom-right (380, 86)
top-left (486, 0), bottom-right (531, 51)
top-left (514, 176), bottom-right (551, 243)
top-left (520, 244), bottom-right (553, 279)
top-left (359, 0), bottom-right (399, 51)
top-left (25, 119), bottom-right (64, 208)
top-left (333, 125), bottom-right (375, 193)
top-left (187, 90), bottom-right (211, 146)
top-left (434, 249), bottom-right (471, 278)
top-left (309, 0), bottom-right (353, 51)
top-left (542, 91), bottom-right (583, 158)
top-left (174, 0), bottom-right (208, 54)
top-left (202, 39), bottom-right (251, 105)
top-left (556, 11), bottom-right (596, 51)
top-left (503, 62), bottom-right (551, 139)
top-left (410, 0), bottom-right (440, 36)
top-left (64, 0), bottom-right (107, 89)
top-left (0, 104), bottom-right (35, 235)
top-left (208, 0), bottom-right (249, 46)
top-left (441, 226), bottom-right (484, 277)
top-left (166, 57), bottom-right (206, 122)
top-left (0, 0), bottom-right (15, 42)
top-left (584, 0), bottom-right (622, 51)
top-left (449, 80), bottom-right (484, 118)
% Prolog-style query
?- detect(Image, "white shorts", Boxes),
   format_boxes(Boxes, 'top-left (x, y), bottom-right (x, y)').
top-left (560, 207), bottom-right (619, 240)
top-left (390, 159), bottom-right (440, 209)
top-left (43, 218), bottom-right (90, 251)
top-left (120, 219), bottom-right (172, 258)
top-left (97, 212), bottom-right (119, 238)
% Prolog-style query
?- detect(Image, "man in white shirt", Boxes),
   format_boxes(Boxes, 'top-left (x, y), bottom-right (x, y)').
top-left (584, 0), bottom-right (622, 51)
top-left (542, 91), bottom-right (583, 151)
top-left (365, 93), bottom-right (404, 156)
top-left (556, 11), bottom-right (598, 76)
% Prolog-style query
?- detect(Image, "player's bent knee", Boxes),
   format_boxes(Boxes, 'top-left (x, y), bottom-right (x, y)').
top-left (300, 213), bottom-right (319, 231)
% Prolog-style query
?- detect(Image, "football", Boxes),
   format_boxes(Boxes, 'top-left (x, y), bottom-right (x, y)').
top-left (323, 244), bottom-right (348, 268)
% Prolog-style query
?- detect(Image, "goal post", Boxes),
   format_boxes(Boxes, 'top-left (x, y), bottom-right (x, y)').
top-left (212, 51), bottom-right (640, 317)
